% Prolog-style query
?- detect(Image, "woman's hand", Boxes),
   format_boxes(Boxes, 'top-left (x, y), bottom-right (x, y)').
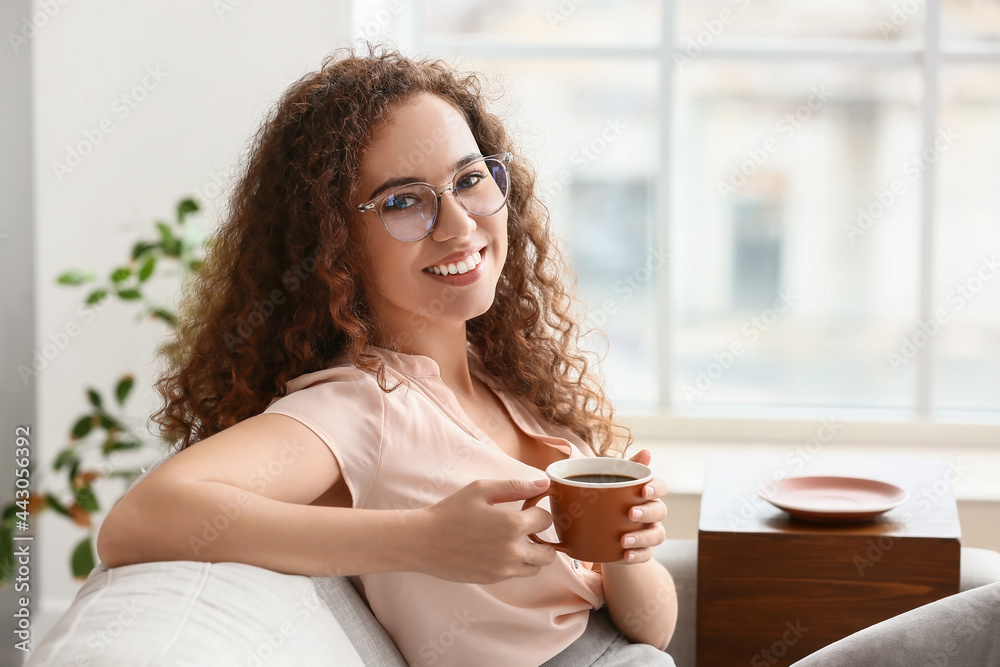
top-left (617, 448), bottom-right (668, 564)
top-left (413, 478), bottom-right (557, 584)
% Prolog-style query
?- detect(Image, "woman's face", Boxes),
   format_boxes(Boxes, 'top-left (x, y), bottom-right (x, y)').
top-left (353, 92), bottom-right (508, 345)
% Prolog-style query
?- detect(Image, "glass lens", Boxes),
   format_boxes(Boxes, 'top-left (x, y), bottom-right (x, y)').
top-left (933, 65), bottom-right (1000, 416)
top-left (456, 157), bottom-right (508, 215)
top-left (421, 0), bottom-right (661, 47)
top-left (381, 186), bottom-right (436, 241)
top-left (672, 60), bottom-right (922, 411)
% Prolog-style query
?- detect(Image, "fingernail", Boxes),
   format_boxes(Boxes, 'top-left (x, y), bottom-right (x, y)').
top-left (623, 535), bottom-right (636, 548)
top-left (631, 507), bottom-right (643, 521)
top-left (533, 479), bottom-right (548, 489)
top-left (626, 551), bottom-right (636, 562)
top-left (644, 485), bottom-right (654, 498)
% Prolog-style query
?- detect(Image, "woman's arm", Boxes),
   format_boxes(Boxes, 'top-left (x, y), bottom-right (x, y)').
top-left (97, 413), bottom-right (556, 581)
top-left (599, 451), bottom-right (678, 651)
top-left (602, 558), bottom-right (677, 651)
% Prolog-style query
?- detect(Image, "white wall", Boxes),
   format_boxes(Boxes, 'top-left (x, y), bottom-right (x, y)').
top-left (30, 0), bottom-right (352, 644)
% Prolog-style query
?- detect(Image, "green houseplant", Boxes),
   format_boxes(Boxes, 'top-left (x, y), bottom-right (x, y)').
top-left (1, 197), bottom-right (209, 584)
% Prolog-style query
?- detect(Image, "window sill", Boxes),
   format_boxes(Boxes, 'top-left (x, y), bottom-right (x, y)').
top-left (638, 438), bottom-right (1000, 503)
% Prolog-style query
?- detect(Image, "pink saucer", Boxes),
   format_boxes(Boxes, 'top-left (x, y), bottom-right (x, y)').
top-left (758, 476), bottom-right (908, 523)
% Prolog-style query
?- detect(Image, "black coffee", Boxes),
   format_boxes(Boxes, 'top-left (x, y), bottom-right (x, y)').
top-left (564, 474), bottom-right (637, 484)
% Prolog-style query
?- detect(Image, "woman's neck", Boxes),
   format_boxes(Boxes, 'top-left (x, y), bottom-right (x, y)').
top-left (380, 323), bottom-right (475, 397)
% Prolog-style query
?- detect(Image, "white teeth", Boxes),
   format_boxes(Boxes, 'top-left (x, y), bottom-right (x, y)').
top-left (426, 250), bottom-right (484, 276)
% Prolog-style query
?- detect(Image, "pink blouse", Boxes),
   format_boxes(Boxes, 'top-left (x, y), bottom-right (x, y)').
top-left (263, 345), bottom-right (605, 666)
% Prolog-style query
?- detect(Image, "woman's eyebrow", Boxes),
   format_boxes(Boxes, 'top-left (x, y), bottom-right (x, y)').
top-left (366, 152), bottom-right (484, 201)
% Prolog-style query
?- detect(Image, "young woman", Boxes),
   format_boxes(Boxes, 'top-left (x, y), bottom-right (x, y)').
top-left (97, 47), bottom-right (678, 667)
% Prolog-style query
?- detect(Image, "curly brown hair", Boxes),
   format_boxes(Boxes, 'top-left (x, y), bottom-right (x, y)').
top-left (151, 45), bottom-right (631, 458)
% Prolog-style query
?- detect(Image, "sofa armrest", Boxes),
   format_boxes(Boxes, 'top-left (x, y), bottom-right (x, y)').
top-left (790, 581), bottom-right (1000, 666)
top-left (25, 561), bottom-right (366, 667)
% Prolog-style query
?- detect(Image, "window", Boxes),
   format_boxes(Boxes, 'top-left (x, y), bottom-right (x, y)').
top-left (353, 0), bottom-right (1000, 440)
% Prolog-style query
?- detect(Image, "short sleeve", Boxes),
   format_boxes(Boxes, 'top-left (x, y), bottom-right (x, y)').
top-left (263, 366), bottom-right (385, 508)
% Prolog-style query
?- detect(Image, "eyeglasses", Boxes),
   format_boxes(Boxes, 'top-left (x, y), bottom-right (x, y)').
top-left (355, 152), bottom-right (512, 243)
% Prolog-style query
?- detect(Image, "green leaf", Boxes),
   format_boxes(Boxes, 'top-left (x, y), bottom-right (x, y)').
top-left (98, 413), bottom-right (119, 430)
top-left (115, 375), bottom-right (134, 405)
top-left (2, 504), bottom-right (17, 526)
top-left (156, 222), bottom-right (181, 257)
top-left (104, 439), bottom-right (142, 455)
top-left (45, 494), bottom-right (71, 518)
top-left (138, 255), bottom-right (156, 282)
top-left (86, 388), bottom-right (102, 408)
top-left (177, 198), bottom-right (199, 223)
top-left (0, 525), bottom-right (13, 584)
top-left (69, 458), bottom-right (80, 482)
top-left (53, 449), bottom-right (79, 471)
top-left (150, 308), bottom-right (178, 326)
top-left (71, 536), bottom-right (96, 579)
top-left (71, 415), bottom-right (94, 439)
top-left (85, 288), bottom-right (109, 305)
top-left (110, 267), bottom-right (131, 284)
top-left (75, 486), bottom-right (99, 513)
top-left (117, 288), bottom-right (142, 300)
top-left (57, 270), bottom-right (94, 285)
top-left (131, 240), bottom-right (159, 260)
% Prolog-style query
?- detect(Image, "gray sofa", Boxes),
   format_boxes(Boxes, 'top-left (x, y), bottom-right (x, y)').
top-left (25, 452), bottom-right (1000, 667)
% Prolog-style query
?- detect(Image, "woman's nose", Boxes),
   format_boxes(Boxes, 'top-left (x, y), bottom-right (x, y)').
top-left (430, 190), bottom-right (477, 242)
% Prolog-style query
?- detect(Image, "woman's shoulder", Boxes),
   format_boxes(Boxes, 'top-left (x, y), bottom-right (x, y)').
top-left (265, 361), bottom-right (382, 409)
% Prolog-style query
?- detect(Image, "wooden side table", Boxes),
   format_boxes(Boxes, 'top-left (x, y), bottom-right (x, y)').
top-left (696, 455), bottom-right (961, 667)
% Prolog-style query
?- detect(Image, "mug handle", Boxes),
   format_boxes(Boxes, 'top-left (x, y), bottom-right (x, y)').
top-left (522, 490), bottom-right (571, 553)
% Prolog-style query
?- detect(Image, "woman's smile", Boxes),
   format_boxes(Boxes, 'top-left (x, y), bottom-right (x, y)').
top-left (422, 246), bottom-right (487, 285)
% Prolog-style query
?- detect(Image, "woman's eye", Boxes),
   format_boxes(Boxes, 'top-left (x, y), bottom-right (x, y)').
top-left (456, 171), bottom-right (485, 191)
top-left (385, 193), bottom-right (420, 210)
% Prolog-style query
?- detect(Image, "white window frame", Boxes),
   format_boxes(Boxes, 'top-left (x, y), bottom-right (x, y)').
top-left (355, 0), bottom-right (1000, 447)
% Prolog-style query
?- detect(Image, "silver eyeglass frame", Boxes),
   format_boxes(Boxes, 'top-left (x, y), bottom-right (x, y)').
top-left (354, 152), bottom-right (513, 243)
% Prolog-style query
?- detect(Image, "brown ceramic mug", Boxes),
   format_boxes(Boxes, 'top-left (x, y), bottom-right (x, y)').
top-left (522, 458), bottom-right (653, 563)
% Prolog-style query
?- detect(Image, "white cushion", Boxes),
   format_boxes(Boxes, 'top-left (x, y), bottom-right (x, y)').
top-left (25, 560), bottom-right (365, 667)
